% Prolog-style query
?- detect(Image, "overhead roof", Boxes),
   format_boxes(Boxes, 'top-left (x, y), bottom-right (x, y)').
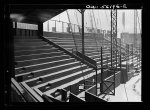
top-left (10, 9), bottom-right (66, 24)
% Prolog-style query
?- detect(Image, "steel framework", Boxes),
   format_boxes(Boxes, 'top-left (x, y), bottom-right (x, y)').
top-left (99, 9), bottom-right (117, 96)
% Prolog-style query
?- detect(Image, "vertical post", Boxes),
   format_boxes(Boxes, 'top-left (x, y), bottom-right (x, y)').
top-left (15, 22), bottom-right (17, 36)
top-left (47, 20), bottom-right (49, 32)
top-left (111, 9), bottom-right (117, 68)
top-left (67, 23), bottom-right (69, 33)
top-left (111, 10), bottom-right (113, 68)
top-left (139, 46), bottom-right (141, 68)
top-left (107, 54), bottom-right (108, 67)
top-left (120, 39), bottom-right (122, 70)
top-left (62, 21), bottom-right (64, 33)
top-left (138, 46), bottom-right (139, 68)
top-left (55, 20), bottom-right (56, 32)
top-left (81, 9), bottom-right (85, 55)
top-left (38, 22), bottom-right (43, 37)
top-left (134, 10), bottom-right (137, 48)
top-left (96, 68), bottom-right (98, 96)
top-left (116, 10), bottom-right (118, 69)
top-left (100, 47), bottom-right (103, 94)
top-left (128, 44), bottom-right (129, 72)
top-left (126, 44), bottom-right (129, 72)
top-left (113, 65), bottom-right (115, 95)
top-left (131, 44), bottom-right (133, 64)
top-left (74, 24), bottom-right (75, 33)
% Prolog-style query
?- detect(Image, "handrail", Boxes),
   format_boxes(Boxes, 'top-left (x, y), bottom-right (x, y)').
top-left (75, 51), bottom-right (97, 69)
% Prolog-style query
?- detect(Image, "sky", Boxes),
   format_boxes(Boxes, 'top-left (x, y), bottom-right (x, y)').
top-left (43, 9), bottom-right (142, 38)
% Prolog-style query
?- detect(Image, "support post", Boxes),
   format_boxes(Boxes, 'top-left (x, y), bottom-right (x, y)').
top-left (100, 47), bottom-right (103, 93)
top-left (120, 39), bottom-right (122, 70)
top-left (47, 20), bottom-right (49, 32)
top-left (62, 22), bottom-right (64, 33)
top-left (111, 10), bottom-right (113, 68)
top-left (74, 24), bottom-right (75, 33)
top-left (96, 69), bottom-right (98, 96)
top-left (55, 20), bottom-right (56, 32)
top-left (15, 22), bottom-right (17, 36)
top-left (38, 22), bottom-right (43, 37)
top-left (116, 11), bottom-right (118, 69)
top-left (128, 45), bottom-right (129, 72)
top-left (81, 9), bottom-right (85, 55)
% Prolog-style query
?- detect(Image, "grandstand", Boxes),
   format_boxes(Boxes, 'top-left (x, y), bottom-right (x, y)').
top-left (5, 6), bottom-right (141, 102)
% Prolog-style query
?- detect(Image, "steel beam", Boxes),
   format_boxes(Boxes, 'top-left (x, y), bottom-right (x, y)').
top-left (81, 9), bottom-right (85, 55)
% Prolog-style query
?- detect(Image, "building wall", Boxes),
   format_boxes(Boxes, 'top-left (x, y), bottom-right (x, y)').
top-left (121, 33), bottom-right (141, 46)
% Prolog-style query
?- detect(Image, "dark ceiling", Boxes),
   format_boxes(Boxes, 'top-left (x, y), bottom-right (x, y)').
top-left (10, 9), bottom-right (66, 24)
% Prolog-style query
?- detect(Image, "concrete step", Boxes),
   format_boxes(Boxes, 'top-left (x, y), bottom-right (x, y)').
top-left (15, 48), bottom-right (59, 56)
top-left (15, 61), bottom-right (82, 82)
top-left (15, 55), bottom-right (70, 68)
top-left (15, 58), bottom-right (76, 75)
top-left (14, 38), bottom-right (42, 42)
top-left (15, 42), bottom-right (48, 47)
top-left (15, 45), bottom-right (53, 51)
top-left (28, 67), bottom-right (92, 90)
top-left (15, 51), bottom-right (65, 61)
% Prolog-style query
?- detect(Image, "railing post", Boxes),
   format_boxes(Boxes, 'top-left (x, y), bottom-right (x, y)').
top-left (62, 21), bottom-right (64, 33)
top-left (96, 68), bottom-right (98, 96)
top-left (111, 10), bottom-right (112, 68)
top-left (120, 39), bottom-right (122, 70)
top-left (100, 47), bottom-right (103, 94)
top-left (38, 22), bottom-right (43, 37)
top-left (74, 24), bottom-right (75, 33)
top-left (55, 20), bottom-right (56, 32)
top-left (132, 44), bottom-right (133, 64)
top-left (47, 20), bottom-right (49, 32)
top-left (15, 22), bottom-right (17, 36)
top-left (81, 9), bottom-right (85, 55)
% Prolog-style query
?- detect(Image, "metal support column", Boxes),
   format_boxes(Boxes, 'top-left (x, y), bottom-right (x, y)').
top-left (96, 68), bottom-right (98, 96)
top-left (120, 39), bottom-right (122, 70)
top-left (62, 22), bottom-right (64, 33)
top-left (15, 22), bottom-right (17, 36)
top-left (81, 9), bottom-right (85, 55)
top-left (134, 10), bottom-right (137, 48)
top-left (116, 11), bottom-right (118, 69)
top-left (100, 47), bottom-right (103, 93)
top-left (111, 9), bottom-right (117, 68)
top-left (74, 24), bottom-right (75, 33)
top-left (38, 22), bottom-right (43, 37)
top-left (132, 44), bottom-right (133, 64)
top-left (47, 20), bottom-right (49, 32)
top-left (111, 11), bottom-right (113, 68)
top-left (55, 20), bottom-right (56, 32)
top-left (126, 44), bottom-right (129, 72)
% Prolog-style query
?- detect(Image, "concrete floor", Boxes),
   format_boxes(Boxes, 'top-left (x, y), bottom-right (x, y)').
top-left (107, 71), bottom-right (141, 102)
